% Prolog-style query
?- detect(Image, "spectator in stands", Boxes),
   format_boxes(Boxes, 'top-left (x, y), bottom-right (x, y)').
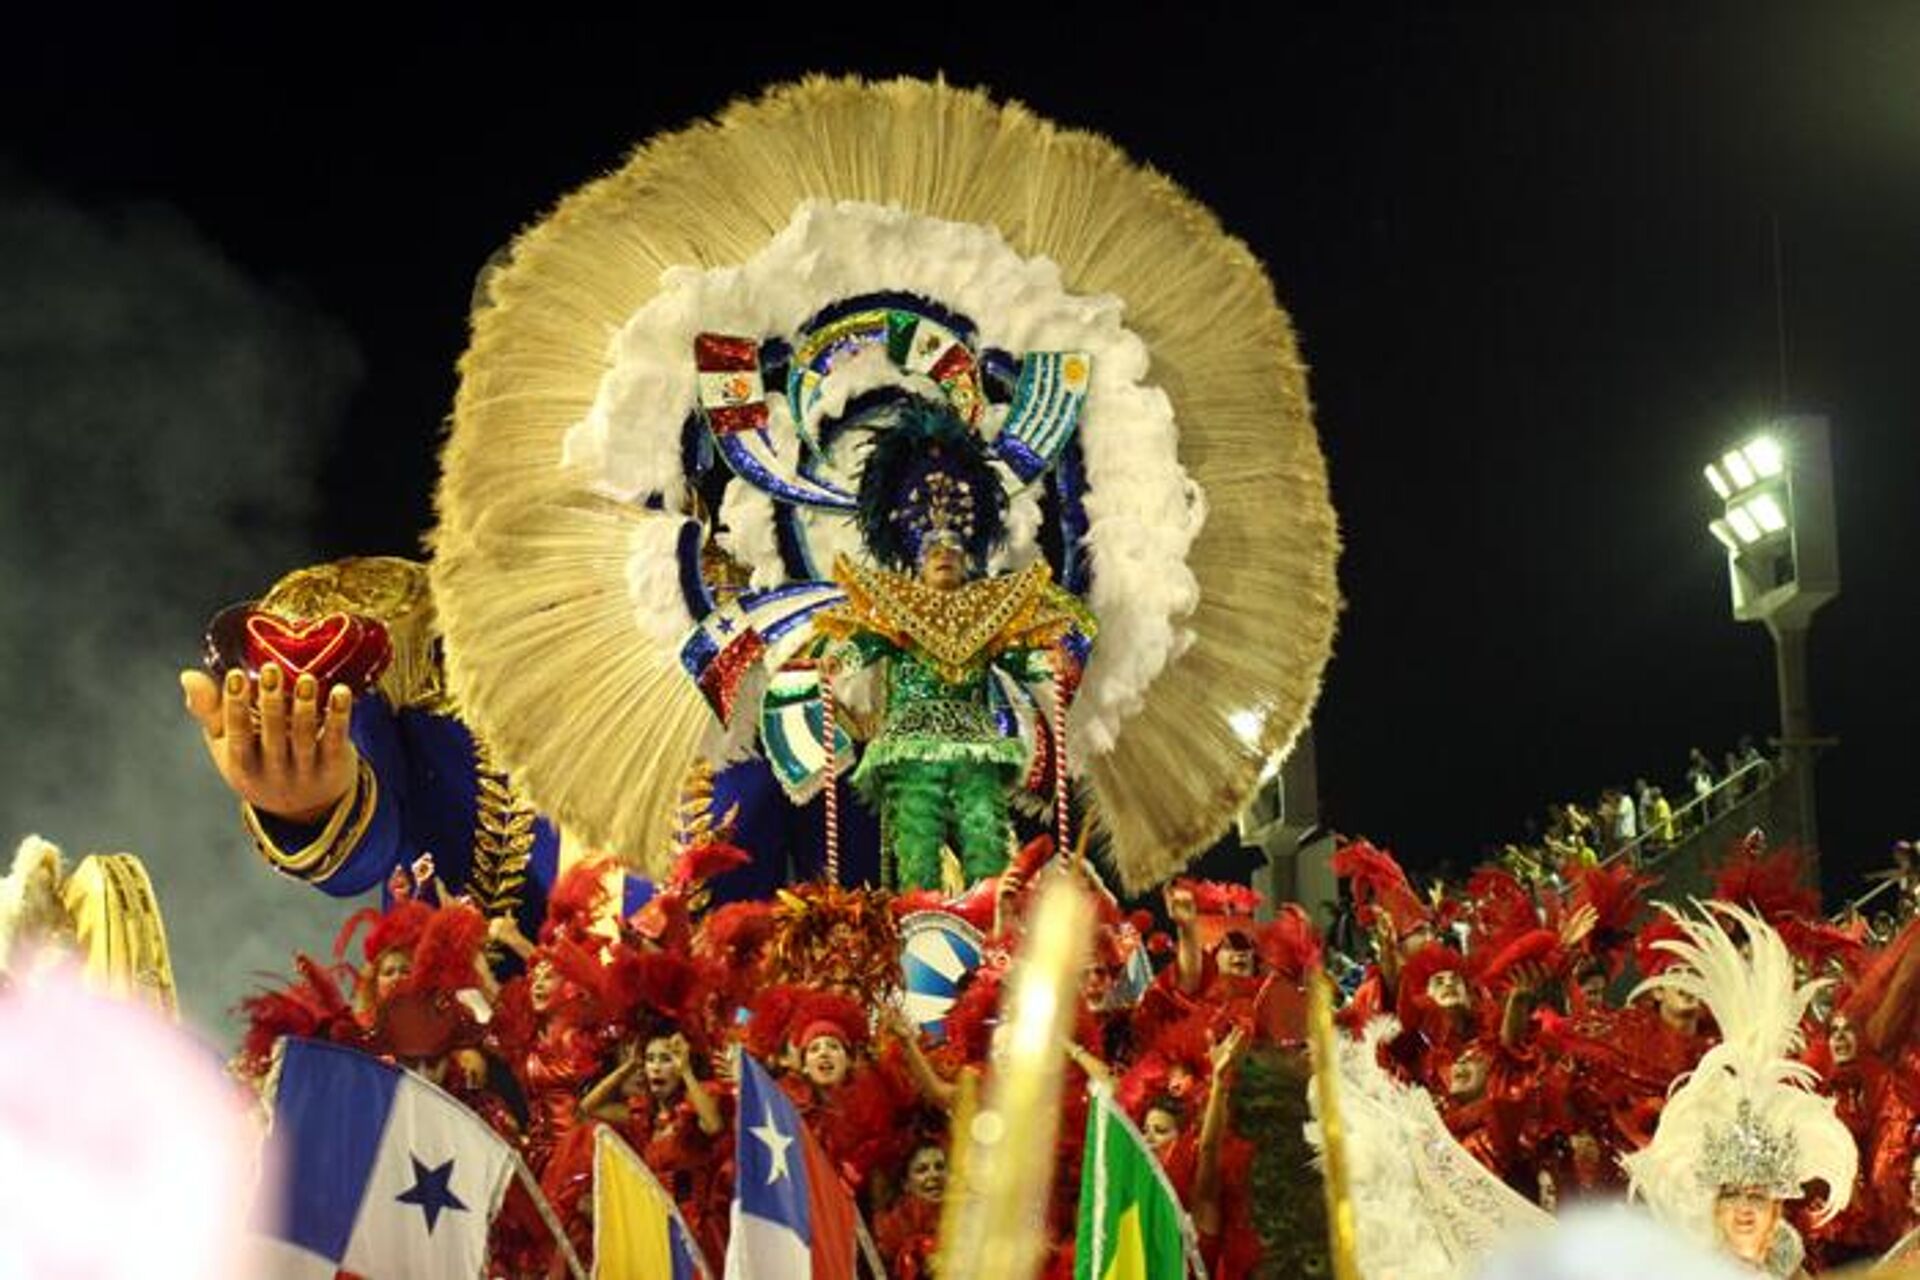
top-left (1736, 737), bottom-right (1771, 789)
top-left (1634, 778), bottom-right (1655, 827)
top-left (1687, 749), bottom-right (1715, 824)
top-left (1645, 788), bottom-right (1675, 853)
top-left (1721, 748), bottom-right (1745, 806)
top-left (1612, 786), bottom-right (1638, 851)
top-left (1595, 791), bottom-right (1619, 856)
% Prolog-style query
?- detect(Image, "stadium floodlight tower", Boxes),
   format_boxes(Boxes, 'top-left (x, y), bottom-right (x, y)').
top-left (1703, 415), bottom-right (1839, 859)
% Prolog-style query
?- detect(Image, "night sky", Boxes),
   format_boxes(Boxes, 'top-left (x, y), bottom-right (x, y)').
top-left (8, 6), bottom-right (1917, 914)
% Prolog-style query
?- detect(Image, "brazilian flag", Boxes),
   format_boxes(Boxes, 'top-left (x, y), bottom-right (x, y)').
top-left (1073, 1087), bottom-right (1204, 1279)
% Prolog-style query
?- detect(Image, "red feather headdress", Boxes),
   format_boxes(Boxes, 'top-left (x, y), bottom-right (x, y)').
top-left (787, 987), bottom-right (870, 1055)
top-left (1253, 904), bottom-right (1323, 981)
top-left (334, 897), bottom-right (433, 966)
top-left (1711, 842), bottom-right (1819, 925)
top-left (1331, 839), bottom-right (1430, 938)
top-left (541, 860), bottom-right (614, 945)
top-left (1633, 912), bottom-right (1690, 979)
top-left (234, 955), bottom-right (356, 1078)
top-left (396, 902), bottom-right (489, 1000)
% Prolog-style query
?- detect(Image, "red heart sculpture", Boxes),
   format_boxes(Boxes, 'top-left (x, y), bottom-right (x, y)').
top-left (241, 610), bottom-right (393, 694)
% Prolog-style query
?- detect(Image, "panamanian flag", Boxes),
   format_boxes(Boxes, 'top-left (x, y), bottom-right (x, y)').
top-left (723, 1053), bottom-right (862, 1280)
top-left (255, 1038), bottom-right (518, 1280)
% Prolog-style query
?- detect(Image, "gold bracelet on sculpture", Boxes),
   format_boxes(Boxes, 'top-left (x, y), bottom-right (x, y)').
top-left (242, 758), bottom-right (378, 883)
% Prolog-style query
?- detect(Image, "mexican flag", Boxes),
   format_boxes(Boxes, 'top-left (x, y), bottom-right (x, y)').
top-left (1073, 1087), bottom-right (1206, 1280)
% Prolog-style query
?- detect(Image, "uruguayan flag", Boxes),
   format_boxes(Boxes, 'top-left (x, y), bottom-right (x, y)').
top-left (256, 1038), bottom-right (517, 1280)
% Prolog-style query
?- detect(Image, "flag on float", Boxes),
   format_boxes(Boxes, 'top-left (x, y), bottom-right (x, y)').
top-left (723, 1052), bottom-right (860, 1280)
top-left (592, 1125), bottom-right (711, 1280)
top-left (1073, 1084), bottom-right (1207, 1280)
top-left (254, 1037), bottom-right (517, 1280)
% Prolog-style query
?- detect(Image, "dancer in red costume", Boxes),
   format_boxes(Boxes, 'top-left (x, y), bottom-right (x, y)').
top-left (580, 946), bottom-right (734, 1268)
top-left (1539, 910), bottom-right (1715, 1187)
top-left (1795, 917), bottom-right (1920, 1267)
top-left (1331, 840), bottom-right (1438, 1032)
top-left (874, 1138), bottom-right (948, 1280)
top-left (1387, 943), bottom-right (1484, 1089)
top-left (487, 865), bottom-right (625, 1179)
top-left (750, 985), bottom-right (914, 1194)
top-left (1139, 1025), bottom-right (1257, 1280)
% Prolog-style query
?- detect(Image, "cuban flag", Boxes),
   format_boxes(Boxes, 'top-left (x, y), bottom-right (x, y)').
top-left (255, 1038), bottom-right (518, 1280)
top-left (724, 1054), bottom-right (862, 1280)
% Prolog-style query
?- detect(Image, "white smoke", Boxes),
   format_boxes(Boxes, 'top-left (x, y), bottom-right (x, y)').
top-left (0, 167), bottom-right (365, 1038)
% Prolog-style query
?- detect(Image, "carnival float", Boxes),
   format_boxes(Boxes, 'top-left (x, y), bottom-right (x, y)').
top-left (5, 76), bottom-right (1918, 1280)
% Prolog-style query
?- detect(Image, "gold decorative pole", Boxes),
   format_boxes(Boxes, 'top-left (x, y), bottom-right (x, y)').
top-left (936, 872), bottom-right (1094, 1279)
top-left (1307, 970), bottom-right (1362, 1280)
top-left (934, 1067), bottom-right (979, 1272)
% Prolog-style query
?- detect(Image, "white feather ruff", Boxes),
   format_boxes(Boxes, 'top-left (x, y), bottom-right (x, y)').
top-left (561, 200), bottom-right (1204, 758)
top-left (715, 480), bottom-right (783, 589)
top-left (622, 515), bottom-right (700, 650)
top-left (1623, 903), bottom-right (1858, 1239)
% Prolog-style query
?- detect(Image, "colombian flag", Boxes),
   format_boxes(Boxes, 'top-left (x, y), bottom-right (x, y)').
top-left (1072, 1086), bottom-right (1204, 1279)
top-left (591, 1127), bottom-right (710, 1279)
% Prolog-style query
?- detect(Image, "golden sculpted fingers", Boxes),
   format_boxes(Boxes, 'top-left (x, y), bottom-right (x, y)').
top-left (180, 668), bottom-right (224, 738)
top-left (289, 673), bottom-right (321, 770)
top-left (258, 663), bottom-right (290, 772)
top-left (319, 684), bottom-right (353, 763)
top-left (183, 660), bottom-right (357, 822)
top-left (221, 666), bottom-right (254, 765)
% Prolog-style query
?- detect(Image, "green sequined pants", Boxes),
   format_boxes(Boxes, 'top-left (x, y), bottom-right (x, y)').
top-left (880, 758), bottom-right (1012, 889)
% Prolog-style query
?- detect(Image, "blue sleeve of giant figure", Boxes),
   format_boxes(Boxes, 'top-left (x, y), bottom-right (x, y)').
top-left (243, 695), bottom-right (416, 898)
top-left (702, 757), bottom-right (881, 902)
top-left (244, 697), bottom-right (648, 939)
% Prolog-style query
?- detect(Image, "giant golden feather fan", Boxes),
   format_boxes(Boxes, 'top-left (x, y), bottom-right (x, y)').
top-left (432, 75), bottom-right (1340, 891)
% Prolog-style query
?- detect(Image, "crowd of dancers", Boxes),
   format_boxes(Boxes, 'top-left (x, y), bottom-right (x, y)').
top-left (232, 830), bottom-right (1920, 1277)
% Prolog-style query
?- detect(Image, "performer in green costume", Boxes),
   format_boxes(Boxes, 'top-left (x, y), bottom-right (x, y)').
top-left (815, 403), bottom-right (1092, 889)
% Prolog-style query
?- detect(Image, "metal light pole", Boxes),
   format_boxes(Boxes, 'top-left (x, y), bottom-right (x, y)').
top-left (1241, 726), bottom-right (1336, 924)
top-left (1703, 415), bottom-right (1839, 863)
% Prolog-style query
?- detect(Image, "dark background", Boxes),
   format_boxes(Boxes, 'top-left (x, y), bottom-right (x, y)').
top-left (6, 5), bottom-right (1914, 933)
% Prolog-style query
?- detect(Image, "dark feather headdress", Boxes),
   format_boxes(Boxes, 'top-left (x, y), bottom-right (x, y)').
top-left (852, 399), bottom-right (1008, 572)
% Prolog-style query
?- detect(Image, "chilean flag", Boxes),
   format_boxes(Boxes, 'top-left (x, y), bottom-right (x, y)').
top-left (724, 1053), bottom-right (861, 1279)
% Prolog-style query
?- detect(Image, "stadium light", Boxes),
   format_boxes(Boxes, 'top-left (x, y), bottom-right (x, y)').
top-left (1721, 448), bottom-right (1756, 491)
top-left (1743, 435), bottom-right (1785, 479)
top-left (1725, 506), bottom-right (1762, 544)
top-left (1700, 416), bottom-right (1840, 862)
top-left (1746, 492), bottom-right (1788, 534)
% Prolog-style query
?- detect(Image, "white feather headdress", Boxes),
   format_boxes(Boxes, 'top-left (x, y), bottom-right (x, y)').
top-left (1622, 902), bottom-right (1856, 1239)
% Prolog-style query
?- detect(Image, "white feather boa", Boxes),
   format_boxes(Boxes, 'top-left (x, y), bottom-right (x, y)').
top-left (1307, 1018), bottom-right (1553, 1280)
top-left (562, 200), bottom-right (1205, 758)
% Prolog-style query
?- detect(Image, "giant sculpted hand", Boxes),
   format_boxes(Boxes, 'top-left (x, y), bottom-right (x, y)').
top-left (180, 663), bottom-right (358, 822)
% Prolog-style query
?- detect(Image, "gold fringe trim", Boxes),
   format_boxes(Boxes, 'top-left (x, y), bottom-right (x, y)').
top-left (432, 76), bottom-right (1340, 890)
